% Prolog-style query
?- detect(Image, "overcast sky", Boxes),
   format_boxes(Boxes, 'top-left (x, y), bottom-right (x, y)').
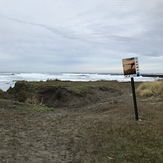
top-left (0, 0), bottom-right (163, 73)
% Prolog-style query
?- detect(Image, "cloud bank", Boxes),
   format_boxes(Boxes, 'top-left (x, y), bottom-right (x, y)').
top-left (0, 0), bottom-right (163, 73)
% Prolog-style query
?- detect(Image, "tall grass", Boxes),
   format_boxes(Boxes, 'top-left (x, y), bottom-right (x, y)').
top-left (137, 81), bottom-right (163, 97)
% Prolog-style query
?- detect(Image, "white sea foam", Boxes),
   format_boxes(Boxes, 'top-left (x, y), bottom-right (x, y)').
top-left (0, 72), bottom-right (160, 91)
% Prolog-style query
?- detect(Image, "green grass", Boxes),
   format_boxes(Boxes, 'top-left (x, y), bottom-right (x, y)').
top-left (6, 80), bottom-right (115, 104)
top-left (85, 119), bottom-right (163, 162)
top-left (0, 99), bottom-right (53, 112)
top-left (7, 80), bottom-right (93, 96)
top-left (107, 125), bottom-right (162, 162)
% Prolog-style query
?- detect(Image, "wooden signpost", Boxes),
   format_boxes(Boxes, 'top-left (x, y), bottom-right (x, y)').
top-left (122, 57), bottom-right (140, 121)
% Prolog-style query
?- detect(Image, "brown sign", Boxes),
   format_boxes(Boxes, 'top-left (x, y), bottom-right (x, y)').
top-left (122, 57), bottom-right (139, 76)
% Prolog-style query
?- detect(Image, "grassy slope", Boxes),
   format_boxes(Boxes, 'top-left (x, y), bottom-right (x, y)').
top-left (0, 80), bottom-right (163, 162)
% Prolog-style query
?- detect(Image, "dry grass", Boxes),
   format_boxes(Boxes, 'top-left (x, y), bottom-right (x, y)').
top-left (1, 97), bottom-right (163, 163)
top-left (136, 80), bottom-right (163, 97)
top-left (1, 81), bottom-right (163, 162)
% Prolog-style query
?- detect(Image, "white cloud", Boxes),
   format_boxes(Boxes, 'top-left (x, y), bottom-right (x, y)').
top-left (0, 52), bottom-right (14, 60)
top-left (0, 0), bottom-right (162, 73)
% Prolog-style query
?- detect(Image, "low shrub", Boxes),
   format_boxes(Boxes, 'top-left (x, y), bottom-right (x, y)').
top-left (7, 81), bottom-right (34, 102)
top-left (136, 81), bottom-right (163, 97)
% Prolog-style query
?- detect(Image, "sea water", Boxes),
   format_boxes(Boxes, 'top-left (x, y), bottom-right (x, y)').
top-left (0, 72), bottom-right (160, 91)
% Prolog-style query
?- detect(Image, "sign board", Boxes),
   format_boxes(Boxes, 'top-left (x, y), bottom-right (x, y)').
top-left (122, 57), bottom-right (140, 120)
top-left (122, 57), bottom-right (140, 77)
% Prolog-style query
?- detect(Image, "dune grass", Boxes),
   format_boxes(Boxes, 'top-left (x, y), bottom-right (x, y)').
top-left (136, 80), bottom-right (163, 97)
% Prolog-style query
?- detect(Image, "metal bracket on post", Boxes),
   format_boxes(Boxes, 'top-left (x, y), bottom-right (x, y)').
top-left (131, 77), bottom-right (139, 121)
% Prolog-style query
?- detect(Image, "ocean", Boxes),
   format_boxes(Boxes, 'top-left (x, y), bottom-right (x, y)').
top-left (0, 72), bottom-right (160, 91)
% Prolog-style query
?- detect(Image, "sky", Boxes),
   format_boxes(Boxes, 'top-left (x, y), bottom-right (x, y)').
top-left (0, 0), bottom-right (163, 74)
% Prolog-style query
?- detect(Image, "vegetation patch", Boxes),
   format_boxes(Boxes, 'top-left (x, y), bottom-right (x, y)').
top-left (0, 81), bottom-right (162, 162)
top-left (7, 80), bottom-right (122, 108)
top-left (0, 99), bottom-right (52, 112)
top-left (136, 81), bottom-right (163, 98)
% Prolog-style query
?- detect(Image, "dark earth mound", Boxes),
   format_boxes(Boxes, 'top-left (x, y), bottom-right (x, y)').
top-left (7, 81), bottom-right (123, 109)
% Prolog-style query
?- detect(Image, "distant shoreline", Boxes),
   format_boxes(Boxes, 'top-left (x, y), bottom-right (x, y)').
top-left (104, 73), bottom-right (163, 78)
top-left (141, 74), bottom-right (163, 78)
top-left (0, 72), bottom-right (162, 92)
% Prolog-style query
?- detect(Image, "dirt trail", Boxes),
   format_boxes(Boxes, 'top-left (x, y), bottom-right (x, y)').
top-left (0, 81), bottom-right (162, 163)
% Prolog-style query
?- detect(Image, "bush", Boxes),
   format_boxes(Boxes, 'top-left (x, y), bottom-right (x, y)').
top-left (7, 81), bottom-right (34, 102)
